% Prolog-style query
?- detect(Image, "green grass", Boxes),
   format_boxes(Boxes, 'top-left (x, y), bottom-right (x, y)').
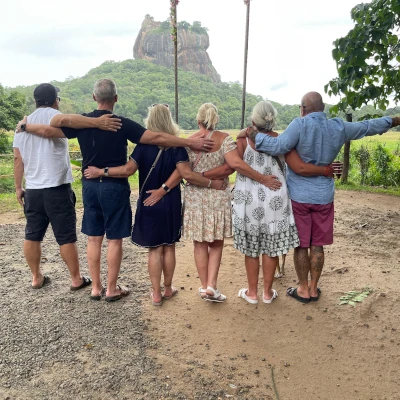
top-left (350, 131), bottom-right (400, 153)
top-left (335, 181), bottom-right (400, 196)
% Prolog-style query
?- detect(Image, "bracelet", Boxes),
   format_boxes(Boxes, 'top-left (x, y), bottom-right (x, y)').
top-left (162, 183), bottom-right (170, 193)
top-left (207, 179), bottom-right (212, 188)
top-left (324, 166), bottom-right (332, 177)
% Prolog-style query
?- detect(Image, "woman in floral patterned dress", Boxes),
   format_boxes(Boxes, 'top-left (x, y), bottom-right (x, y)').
top-left (234, 101), bottom-right (333, 304)
top-left (183, 103), bottom-right (282, 302)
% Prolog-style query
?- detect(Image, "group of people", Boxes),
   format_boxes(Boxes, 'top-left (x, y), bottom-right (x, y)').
top-left (14, 79), bottom-right (399, 305)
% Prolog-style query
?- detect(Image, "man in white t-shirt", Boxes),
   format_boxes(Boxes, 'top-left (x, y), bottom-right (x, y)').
top-left (13, 83), bottom-right (119, 290)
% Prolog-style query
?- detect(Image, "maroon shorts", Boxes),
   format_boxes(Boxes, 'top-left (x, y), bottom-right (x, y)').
top-left (291, 200), bottom-right (334, 248)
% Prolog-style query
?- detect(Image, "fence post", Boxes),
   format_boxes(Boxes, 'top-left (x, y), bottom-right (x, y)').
top-left (341, 112), bottom-right (352, 184)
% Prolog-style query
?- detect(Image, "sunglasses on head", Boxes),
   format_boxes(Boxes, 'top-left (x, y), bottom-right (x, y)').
top-left (151, 103), bottom-right (169, 108)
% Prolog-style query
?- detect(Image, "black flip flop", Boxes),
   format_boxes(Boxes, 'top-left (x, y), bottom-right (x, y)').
top-left (90, 288), bottom-right (106, 301)
top-left (286, 287), bottom-right (311, 304)
top-left (70, 276), bottom-right (92, 291)
top-left (32, 275), bottom-right (51, 289)
top-left (310, 287), bottom-right (321, 302)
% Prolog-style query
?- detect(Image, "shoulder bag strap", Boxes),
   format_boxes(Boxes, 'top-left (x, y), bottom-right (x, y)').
top-left (139, 148), bottom-right (164, 196)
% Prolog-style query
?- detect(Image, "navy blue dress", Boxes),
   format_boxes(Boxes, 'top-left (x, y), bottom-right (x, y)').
top-left (131, 144), bottom-right (189, 247)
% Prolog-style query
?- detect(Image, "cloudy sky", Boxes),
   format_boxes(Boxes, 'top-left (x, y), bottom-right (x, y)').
top-left (1, 0), bottom-right (362, 105)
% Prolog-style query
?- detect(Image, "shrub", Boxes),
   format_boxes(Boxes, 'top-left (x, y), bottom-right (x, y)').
top-left (0, 131), bottom-right (12, 154)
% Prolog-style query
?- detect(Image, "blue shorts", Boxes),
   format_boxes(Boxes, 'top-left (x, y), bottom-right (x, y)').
top-left (82, 179), bottom-right (132, 240)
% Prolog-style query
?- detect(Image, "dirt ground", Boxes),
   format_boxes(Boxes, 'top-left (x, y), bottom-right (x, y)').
top-left (0, 190), bottom-right (399, 400)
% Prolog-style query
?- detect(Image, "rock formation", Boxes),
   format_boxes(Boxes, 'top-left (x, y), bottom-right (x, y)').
top-left (133, 15), bottom-right (221, 83)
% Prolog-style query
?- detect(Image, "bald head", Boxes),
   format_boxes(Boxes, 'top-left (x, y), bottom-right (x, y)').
top-left (300, 92), bottom-right (325, 115)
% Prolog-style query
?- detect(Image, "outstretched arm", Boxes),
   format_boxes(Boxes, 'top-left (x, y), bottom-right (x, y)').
top-left (285, 150), bottom-right (333, 177)
top-left (16, 114), bottom-right (122, 139)
top-left (50, 113), bottom-right (121, 131)
top-left (140, 130), bottom-right (214, 152)
top-left (84, 159), bottom-right (138, 179)
top-left (342, 116), bottom-right (396, 141)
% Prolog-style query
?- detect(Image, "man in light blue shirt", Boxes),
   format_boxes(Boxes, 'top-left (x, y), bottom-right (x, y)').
top-left (255, 91), bottom-right (399, 303)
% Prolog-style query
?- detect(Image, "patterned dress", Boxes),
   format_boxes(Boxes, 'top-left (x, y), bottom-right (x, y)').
top-left (233, 138), bottom-right (300, 257)
top-left (183, 134), bottom-right (237, 242)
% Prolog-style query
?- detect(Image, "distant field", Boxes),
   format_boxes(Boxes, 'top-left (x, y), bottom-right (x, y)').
top-left (1, 128), bottom-right (399, 212)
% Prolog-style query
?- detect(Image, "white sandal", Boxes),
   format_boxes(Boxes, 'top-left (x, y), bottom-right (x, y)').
top-left (263, 289), bottom-right (278, 304)
top-left (238, 288), bottom-right (258, 304)
top-left (198, 287), bottom-right (207, 300)
top-left (205, 286), bottom-right (227, 303)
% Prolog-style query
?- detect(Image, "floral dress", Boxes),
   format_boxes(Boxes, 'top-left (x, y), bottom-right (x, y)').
top-left (183, 134), bottom-right (237, 242)
top-left (233, 138), bottom-right (300, 257)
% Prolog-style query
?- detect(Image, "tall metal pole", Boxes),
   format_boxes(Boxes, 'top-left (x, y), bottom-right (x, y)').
top-left (172, 3), bottom-right (179, 123)
top-left (241, 0), bottom-right (251, 129)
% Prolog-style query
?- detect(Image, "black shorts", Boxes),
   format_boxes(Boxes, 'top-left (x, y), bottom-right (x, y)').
top-left (24, 184), bottom-right (77, 245)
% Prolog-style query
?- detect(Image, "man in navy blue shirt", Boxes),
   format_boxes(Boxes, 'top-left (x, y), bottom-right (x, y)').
top-left (255, 91), bottom-right (399, 303)
top-left (19, 78), bottom-right (213, 302)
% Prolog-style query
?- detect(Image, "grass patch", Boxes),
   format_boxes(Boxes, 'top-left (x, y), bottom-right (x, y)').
top-left (335, 181), bottom-right (400, 196)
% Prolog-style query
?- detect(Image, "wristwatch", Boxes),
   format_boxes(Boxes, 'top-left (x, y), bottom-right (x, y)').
top-left (162, 183), bottom-right (170, 193)
top-left (104, 167), bottom-right (109, 177)
top-left (20, 123), bottom-right (26, 132)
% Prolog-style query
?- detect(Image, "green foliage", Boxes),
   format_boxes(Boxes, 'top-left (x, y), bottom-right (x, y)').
top-left (0, 154), bottom-right (14, 194)
top-left (14, 59), bottom-right (266, 130)
top-left (344, 138), bottom-right (400, 188)
top-left (325, 0), bottom-right (400, 114)
top-left (339, 287), bottom-right (372, 307)
top-left (0, 131), bottom-right (12, 154)
top-left (354, 144), bottom-right (370, 185)
top-left (0, 85), bottom-right (26, 131)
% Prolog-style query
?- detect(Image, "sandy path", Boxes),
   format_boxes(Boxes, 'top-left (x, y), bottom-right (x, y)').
top-left (0, 190), bottom-right (399, 399)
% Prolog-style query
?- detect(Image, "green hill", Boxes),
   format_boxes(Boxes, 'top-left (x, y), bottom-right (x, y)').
top-left (11, 58), bottom-right (399, 131)
top-left (14, 59), bottom-right (263, 130)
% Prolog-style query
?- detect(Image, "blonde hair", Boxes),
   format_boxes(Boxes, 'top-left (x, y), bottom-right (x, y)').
top-left (196, 103), bottom-right (219, 130)
top-left (252, 101), bottom-right (277, 131)
top-left (144, 104), bottom-right (180, 136)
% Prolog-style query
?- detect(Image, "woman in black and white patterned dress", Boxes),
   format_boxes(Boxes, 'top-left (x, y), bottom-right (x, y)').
top-left (234, 101), bottom-right (331, 305)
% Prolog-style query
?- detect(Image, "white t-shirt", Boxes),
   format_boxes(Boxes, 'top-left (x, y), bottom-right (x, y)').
top-left (13, 107), bottom-right (73, 189)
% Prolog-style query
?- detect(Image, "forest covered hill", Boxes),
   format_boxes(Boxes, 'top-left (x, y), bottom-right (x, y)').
top-left (11, 59), bottom-right (398, 130)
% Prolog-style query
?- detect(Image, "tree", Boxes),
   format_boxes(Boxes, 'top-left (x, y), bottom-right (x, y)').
top-left (0, 85), bottom-right (26, 131)
top-left (325, 0), bottom-right (400, 183)
top-left (325, 0), bottom-right (400, 114)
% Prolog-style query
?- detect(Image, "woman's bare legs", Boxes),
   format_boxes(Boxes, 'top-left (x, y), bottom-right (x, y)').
top-left (206, 239), bottom-right (224, 293)
top-left (193, 241), bottom-right (209, 292)
top-left (262, 254), bottom-right (278, 300)
top-left (162, 244), bottom-right (176, 298)
top-left (148, 246), bottom-right (163, 303)
top-left (244, 255), bottom-right (260, 300)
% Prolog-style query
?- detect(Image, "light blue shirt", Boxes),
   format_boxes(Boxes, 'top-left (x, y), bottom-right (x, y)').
top-left (255, 112), bottom-right (392, 204)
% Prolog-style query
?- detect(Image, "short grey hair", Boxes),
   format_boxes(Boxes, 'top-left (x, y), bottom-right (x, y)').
top-left (93, 79), bottom-right (117, 102)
